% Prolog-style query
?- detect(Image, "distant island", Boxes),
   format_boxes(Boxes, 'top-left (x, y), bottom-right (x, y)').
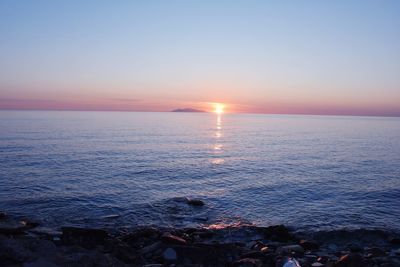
top-left (171, 108), bottom-right (206, 113)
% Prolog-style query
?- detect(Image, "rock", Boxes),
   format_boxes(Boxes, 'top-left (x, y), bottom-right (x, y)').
top-left (312, 262), bottom-right (324, 267)
top-left (163, 247), bottom-right (177, 261)
top-left (61, 227), bottom-right (108, 249)
top-left (161, 232), bottom-right (187, 245)
top-left (335, 253), bottom-right (364, 267)
top-left (186, 198), bottom-right (205, 206)
top-left (0, 220), bottom-right (26, 235)
top-left (261, 246), bottom-right (272, 253)
top-left (300, 240), bottom-right (319, 251)
top-left (142, 265), bottom-right (163, 267)
top-left (283, 258), bottom-right (301, 267)
top-left (23, 258), bottom-right (59, 267)
top-left (240, 251), bottom-right (264, 259)
top-left (389, 237), bottom-right (400, 245)
top-left (277, 245), bottom-right (305, 255)
top-left (395, 248), bottom-right (400, 255)
top-left (139, 241), bottom-right (162, 255)
top-left (102, 214), bottom-right (120, 220)
top-left (366, 247), bottom-right (386, 258)
top-left (0, 211), bottom-right (7, 220)
top-left (261, 225), bottom-right (294, 242)
top-left (232, 258), bottom-right (262, 267)
top-left (348, 244), bottom-right (363, 253)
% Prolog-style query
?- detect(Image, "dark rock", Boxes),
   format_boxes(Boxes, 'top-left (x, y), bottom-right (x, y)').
top-left (335, 253), bottom-right (364, 267)
top-left (161, 232), bottom-right (187, 245)
top-left (186, 198), bottom-right (205, 206)
top-left (61, 227), bottom-right (108, 249)
top-left (0, 219), bottom-right (32, 235)
top-left (163, 247), bottom-right (177, 261)
top-left (366, 247), bottom-right (386, 258)
top-left (261, 225), bottom-right (294, 242)
top-left (139, 241), bottom-right (162, 255)
top-left (389, 237), bottom-right (400, 245)
top-left (232, 258), bottom-right (262, 267)
top-left (300, 240), bottom-right (319, 251)
top-left (240, 251), bottom-right (264, 259)
top-left (276, 245), bottom-right (304, 255)
top-left (348, 244), bottom-right (363, 253)
top-left (0, 212), bottom-right (7, 220)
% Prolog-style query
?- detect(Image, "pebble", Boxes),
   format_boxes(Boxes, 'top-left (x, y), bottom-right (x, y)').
top-left (163, 247), bottom-right (177, 261)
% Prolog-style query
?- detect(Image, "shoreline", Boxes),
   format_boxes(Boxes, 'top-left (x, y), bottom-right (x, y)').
top-left (1, 212), bottom-right (400, 266)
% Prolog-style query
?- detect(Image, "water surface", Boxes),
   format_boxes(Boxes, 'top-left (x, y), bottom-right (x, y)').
top-left (0, 111), bottom-right (399, 232)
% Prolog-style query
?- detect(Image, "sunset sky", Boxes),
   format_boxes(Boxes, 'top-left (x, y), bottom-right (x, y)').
top-left (0, 1), bottom-right (399, 116)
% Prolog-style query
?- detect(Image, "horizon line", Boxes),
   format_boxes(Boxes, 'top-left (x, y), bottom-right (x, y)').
top-left (1, 108), bottom-right (399, 118)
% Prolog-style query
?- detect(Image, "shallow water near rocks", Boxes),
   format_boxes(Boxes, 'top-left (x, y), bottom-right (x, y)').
top-left (0, 111), bottom-right (399, 232)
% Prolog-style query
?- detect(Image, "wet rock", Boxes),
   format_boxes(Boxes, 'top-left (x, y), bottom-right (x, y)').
top-left (0, 218), bottom-right (38, 235)
top-left (311, 262), bottom-right (324, 267)
top-left (366, 247), bottom-right (386, 258)
top-left (161, 232), bottom-right (187, 245)
top-left (139, 241), bottom-right (162, 255)
top-left (277, 245), bottom-right (305, 255)
top-left (61, 227), bottom-right (108, 249)
top-left (102, 214), bottom-right (120, 220)
top-left (0, 211), bottom-right (7, 220)
top-left (23, 258), bottom-right (59, 267)
top-left (240, 251), bottom-right (264, 259)
top-left (389, 238), bottom-right (400, 245)
top-left (163, 247), bottom-right (177, 261)
top-left (335, 253), bottom-right (364, 267)
top-left (282, 258), bottom-right (302, 267)
top-left (300, 240), bottom-right (319, 251)
top-left (232, 258), bottom-right (262, 267)
top-left (186, 198), bottom-right (205, 206)
top-left (348, 244), bottom-right (363, 253)
top-left (261, 225), bottom-right (294, 242)
top-left (142, 265), bottom-right (163, 267)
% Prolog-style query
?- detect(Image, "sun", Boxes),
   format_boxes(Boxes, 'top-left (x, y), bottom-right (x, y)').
top-left (213, 103), bottom-right (225, 114)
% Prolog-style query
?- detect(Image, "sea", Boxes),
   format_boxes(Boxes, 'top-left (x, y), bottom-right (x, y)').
top-left (0, 111), bottom-right (399, 232)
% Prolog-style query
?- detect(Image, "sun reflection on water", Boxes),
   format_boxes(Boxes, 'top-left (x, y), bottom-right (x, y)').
top-left (211, 114), bottom-right (224, 165)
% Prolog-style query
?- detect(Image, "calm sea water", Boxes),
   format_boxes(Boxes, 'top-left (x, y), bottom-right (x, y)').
top-left (0, 111), bottom-right (399, 232)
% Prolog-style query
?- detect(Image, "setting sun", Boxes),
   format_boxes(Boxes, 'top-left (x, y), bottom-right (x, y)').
top-left (213, 103), bottom-right (225, 114)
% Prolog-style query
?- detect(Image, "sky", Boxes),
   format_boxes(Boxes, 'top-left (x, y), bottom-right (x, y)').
top-left (0, 0), bottom-right (399, 116)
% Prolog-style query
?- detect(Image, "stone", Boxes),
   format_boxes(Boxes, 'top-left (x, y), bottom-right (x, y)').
top-left (312, 262), bottom-right (324, 267)
top-left (389, 238), bottom-right (400, 245)
top-left (366, 247), bottom-right (386, 258)
top-left (161, 232), bottom-right (187, 245)
top-left (0, 219), bottom-right (38, 235)
top-left (139, 241), bottom-right (162, 255)
top-left (240, 251), bottom-right (264, 259)
top-left (0, 211), bottom-right (7, 220)
top-left (276, 245), bottom-right (305, 255)
top-left (61, 227), bottom-right (108, 249)
top-left (300, 240), bottom-right (319, 251)
top-left (163, 247), bottom-right (177, 261)
top-left (23, 258), bottom-right (59, 267)
top-left (186, 198), bottom-right (205, 206)
top-left (335, 253), bottom-right (364, 267)
top-left (232, 258), bottom-right (262, 267)
top-left (261, 225), bottom-right (293, 242)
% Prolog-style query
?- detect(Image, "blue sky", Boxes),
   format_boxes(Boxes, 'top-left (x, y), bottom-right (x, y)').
top-left (0, 0), bottom-right (399, 115)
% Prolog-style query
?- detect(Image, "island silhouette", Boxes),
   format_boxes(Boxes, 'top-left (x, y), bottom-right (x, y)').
top-left (171, 108), bottom-right (206, 113)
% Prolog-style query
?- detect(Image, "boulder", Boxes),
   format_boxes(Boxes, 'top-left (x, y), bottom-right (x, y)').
top-left (232, 258), bottom-right (262, 267)
top-left (261, 225), bottom-right (294, 242)
top-left (163, 247), bottom-right (177, 261)
top-left (161, 232), bottom-right (187, 245)
top-left (300, 240), bottom-right (319, 251)
top-left (186, 198), bottom-right (205, 206)
top-left (61, 227), bottom-right (108, 249)
top-left (277, 245), bottom-right (305, 255)
top-left (335, 253), bottom-right (364, 267)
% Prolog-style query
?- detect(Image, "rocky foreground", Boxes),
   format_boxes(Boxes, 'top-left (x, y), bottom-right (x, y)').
top-left (1, 212), bottom-right (400, 267)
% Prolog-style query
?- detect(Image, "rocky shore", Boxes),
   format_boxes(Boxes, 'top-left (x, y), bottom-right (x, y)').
top-left (1, 212), bottom-right (400, 267)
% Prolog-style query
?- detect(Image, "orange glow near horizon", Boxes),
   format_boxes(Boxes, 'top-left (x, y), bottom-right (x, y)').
top-left (213, 103), bottom-right (225, 114)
